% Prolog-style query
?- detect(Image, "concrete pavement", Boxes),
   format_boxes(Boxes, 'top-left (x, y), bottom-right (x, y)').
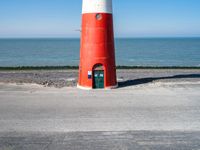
top-left (0, 81), bottom-right (200, 149)
top-left (1, 131), bottom-right (200, 150)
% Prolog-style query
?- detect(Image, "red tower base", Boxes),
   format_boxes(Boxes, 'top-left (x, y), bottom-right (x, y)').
top-left (78, 13), bottom-right (117, 89)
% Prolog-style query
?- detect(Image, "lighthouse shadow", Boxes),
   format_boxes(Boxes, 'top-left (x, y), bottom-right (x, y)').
top-left (118, 74), bottom-right (200, 88)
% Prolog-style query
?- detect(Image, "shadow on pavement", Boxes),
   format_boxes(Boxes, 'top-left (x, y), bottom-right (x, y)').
top-left (118, 74), bottom-right (200, 88)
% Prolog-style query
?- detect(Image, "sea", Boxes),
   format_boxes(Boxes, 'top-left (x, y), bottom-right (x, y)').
top-left (0, 38), bottom-right (200, 67)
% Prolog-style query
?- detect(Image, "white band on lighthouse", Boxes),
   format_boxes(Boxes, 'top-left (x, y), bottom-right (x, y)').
top-left (82, 0), bottom-right (113, 14)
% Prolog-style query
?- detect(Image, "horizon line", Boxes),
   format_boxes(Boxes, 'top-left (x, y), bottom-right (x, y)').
top-left (0, 36), bottom-right (200, 39)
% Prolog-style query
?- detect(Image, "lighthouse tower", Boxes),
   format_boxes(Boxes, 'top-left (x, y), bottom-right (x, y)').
top-left (78, 0), bottom-right (117, 89)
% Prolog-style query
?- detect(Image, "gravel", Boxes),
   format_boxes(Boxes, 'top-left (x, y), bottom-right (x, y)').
top-left (0, 69), bottom-right (199, 88)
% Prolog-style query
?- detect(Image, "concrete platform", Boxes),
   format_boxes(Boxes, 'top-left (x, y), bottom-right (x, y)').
top-left (0, 81), bottom-right (200, 149)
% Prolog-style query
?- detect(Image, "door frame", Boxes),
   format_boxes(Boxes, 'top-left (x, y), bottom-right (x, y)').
top-left (92, 64), bottom-right (105, 89)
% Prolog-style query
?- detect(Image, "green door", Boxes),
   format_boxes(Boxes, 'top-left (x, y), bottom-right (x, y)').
top-left (94, 70), bottom-right (104, 89)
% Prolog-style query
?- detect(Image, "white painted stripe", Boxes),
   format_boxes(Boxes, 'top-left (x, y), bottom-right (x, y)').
top-left (82, 0), bottom-right (112, 14)
top-left (77, 84), bottom-right (118, 90)
top-left (105, 84), bottom-right (118, 89)
top-left (77, 84), bottom-right (93, 90)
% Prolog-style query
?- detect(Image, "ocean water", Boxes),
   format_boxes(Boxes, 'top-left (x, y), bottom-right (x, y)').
top-left (0, 38), bottom-right (200, 67)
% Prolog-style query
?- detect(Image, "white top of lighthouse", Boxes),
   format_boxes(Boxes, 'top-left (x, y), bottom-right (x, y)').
top-left (82, 0), bottom-right (113, 14)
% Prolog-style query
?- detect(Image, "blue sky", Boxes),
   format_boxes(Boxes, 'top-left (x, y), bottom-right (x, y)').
top-left (0, 0), bottom-right (200, 38)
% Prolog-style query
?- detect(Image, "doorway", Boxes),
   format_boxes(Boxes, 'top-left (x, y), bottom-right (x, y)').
top-left (93, 65), bottom-right (104, 89)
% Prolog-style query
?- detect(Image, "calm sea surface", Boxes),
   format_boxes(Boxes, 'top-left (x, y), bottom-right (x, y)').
top-left (0, 38), bottom-right (200, 67)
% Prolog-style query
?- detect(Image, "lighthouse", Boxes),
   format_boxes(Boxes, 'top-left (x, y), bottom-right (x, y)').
top-left (78, 0), bottom-right (117, 89)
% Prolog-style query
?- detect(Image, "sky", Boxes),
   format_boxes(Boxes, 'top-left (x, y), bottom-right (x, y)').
top-left (0, 0), bottom-right (200, 38)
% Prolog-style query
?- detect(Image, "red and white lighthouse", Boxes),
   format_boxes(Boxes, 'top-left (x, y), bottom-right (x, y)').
top-left (78, 0), bottom-right (117, 89)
